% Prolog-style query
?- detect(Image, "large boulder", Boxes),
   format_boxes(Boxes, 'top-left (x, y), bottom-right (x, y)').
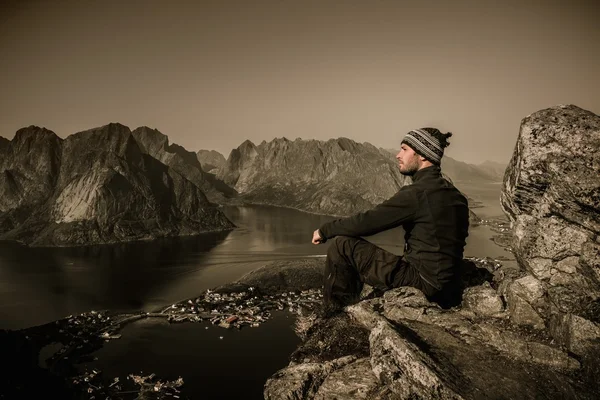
top-left (500, 104), bottom-right (600, 355)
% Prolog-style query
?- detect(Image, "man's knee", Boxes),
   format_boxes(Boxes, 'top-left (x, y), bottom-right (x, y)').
top-left (327, 236), bottom-right (360, 258)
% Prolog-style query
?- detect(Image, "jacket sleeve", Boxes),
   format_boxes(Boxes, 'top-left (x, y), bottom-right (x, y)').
top-left (318, 186), bottom-right (418, 240)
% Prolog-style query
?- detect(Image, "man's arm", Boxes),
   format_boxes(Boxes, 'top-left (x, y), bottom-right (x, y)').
top-left (317, 187), bottom-right (418, 241)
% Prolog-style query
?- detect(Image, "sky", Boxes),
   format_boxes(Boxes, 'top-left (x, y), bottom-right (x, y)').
top-left (1, 0), bottom-right (598, 164)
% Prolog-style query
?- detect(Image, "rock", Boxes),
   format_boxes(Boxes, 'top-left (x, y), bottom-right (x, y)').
top-left (500, 104), bottom-right (600, 353)
top-left (263, 356), bottom-right (357, 400)
top-left (500, 105), bottom-right (600, 316)
top-left (506, 293), bottom-right (546, 329)
top-left (506, 275), bottom-right (547, 329)
top-left (550, 313), bottom-right (600, 357)
top-left (354, 288), bottom-right (578, 372)
top-left (381, 286), bottom-right (437, 321)
top-left (369, 320), bottom-right (463, 399)
top-left (232, 258), bottom-right (324, 295)
top-left (266, 278), bottom-right (590, 399)
top-left (314, 358), bottom-right (378, 400)
top-left (509, 275), bottom-right (546, 303)
top-left (290, 312), bottom-right (370, 364)
top-left (461, 283), bottom-right (505, 317)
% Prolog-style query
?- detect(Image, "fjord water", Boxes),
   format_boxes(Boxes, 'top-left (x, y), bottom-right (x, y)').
top-left (0, 183), bottom-right (508, 330)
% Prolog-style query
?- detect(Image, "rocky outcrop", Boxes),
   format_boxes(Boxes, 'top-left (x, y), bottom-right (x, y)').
top-left (263, 257), bottom-right (596, 399)
top-left (0, 123), bottom-right (234, 246)
top-left (218, 137), bottom-right (412, 217)
top-left (132, 127), bottom-right (235, 203)
top-left (262, 256), bottom-right (596, 399)
top-left (500, 105), bottom-right (600, 357)
top-left (196, 149), bottom-right (227, 172)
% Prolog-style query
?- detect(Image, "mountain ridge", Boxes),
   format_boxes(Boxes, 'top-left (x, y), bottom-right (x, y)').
top-left (0, 124), bottom-right (234, 246)
top-left (218, 137), bottom-right (409, 217)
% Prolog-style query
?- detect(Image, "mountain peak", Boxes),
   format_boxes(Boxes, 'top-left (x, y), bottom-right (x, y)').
top-left (131, 126), bottom-right (169, 153)
top-left (240, 139), bottom-right (256, 148)
top-left (74, 123), bottom-right (132, 138)
top-left (13, 126), bottom-right (60, 142)
top-left (99, 122), bottom-right (132, 132)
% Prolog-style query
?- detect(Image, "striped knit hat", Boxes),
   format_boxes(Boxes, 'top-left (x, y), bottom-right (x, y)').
top-left (401, 128), bottom-right (445, 165)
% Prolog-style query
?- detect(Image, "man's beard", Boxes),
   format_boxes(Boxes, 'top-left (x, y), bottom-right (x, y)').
top-left (399, 159), bottom-right (420, 176)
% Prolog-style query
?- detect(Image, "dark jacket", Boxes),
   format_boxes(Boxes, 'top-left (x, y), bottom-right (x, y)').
top-left (319, 165), bottom-right (469, 292)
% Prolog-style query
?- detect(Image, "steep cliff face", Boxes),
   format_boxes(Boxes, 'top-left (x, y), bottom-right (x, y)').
top-left (218, 137), bottom-right (412, 216)
top-left (196, 149), bottom-right (227, 172)
top-left (131, 127), bottom-right (233, 204)
top-left (0, 126), bottom-right (63, 213)
top-left (501, 104), bottom-right (600, 357)
top-left (0, 123), bottom-right (234, 246)
top-left (0, 136), bottom-right (9, 153)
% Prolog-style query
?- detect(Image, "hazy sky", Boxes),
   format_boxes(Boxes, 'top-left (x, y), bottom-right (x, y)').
top-left (1, 0), bottom-right (598, 164)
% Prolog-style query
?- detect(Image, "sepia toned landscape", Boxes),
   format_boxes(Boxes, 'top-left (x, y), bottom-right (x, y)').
top-left (1, 1), bottom-right (598, 399)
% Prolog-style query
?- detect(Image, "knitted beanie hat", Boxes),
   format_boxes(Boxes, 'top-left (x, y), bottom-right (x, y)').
top-left (401, 128), bottom-right (450, 165)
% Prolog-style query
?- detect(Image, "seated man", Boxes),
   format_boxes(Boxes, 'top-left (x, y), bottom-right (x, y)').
top-left (312, 128), bottom-right (469, 313)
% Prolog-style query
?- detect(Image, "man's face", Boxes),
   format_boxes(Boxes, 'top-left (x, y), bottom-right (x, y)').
top-left (396, 144), bottom-right (421, 176)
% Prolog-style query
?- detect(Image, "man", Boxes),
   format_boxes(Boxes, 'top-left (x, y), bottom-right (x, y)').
top-left (312, 128), bottom-right (469, 314)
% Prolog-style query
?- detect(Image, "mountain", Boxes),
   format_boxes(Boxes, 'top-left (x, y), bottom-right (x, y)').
top-left (478, 160), bottom-right (507, 181)
top-left (131, 127), bottom-right (235, 203)
top-left (218, 137), bottom-right (412, 217)
top-left (0, 126), bottom-right (62, 216)
top-left (383, 148), bottom-right (505, 183)
top-left (0, 136), bottom-right (9, 152)
top-left (196, 149), bottom-right (227, 172)
top-left (0, 124), bottom-right (234, 246)
top-left (440, 156), bottom-right (503, 183)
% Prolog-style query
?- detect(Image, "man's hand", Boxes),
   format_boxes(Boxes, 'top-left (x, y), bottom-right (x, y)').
top-left (312, 229), bottom-right (324, 244)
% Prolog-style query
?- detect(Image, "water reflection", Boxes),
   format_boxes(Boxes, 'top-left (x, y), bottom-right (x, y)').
top-left (0, 231), bottom-right (231, 329)
top-left (221, 205), bottom-right (335, 252)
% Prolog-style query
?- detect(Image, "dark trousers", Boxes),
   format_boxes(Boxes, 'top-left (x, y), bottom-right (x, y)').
top-left (323, 236), bottom-right (437, 309)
